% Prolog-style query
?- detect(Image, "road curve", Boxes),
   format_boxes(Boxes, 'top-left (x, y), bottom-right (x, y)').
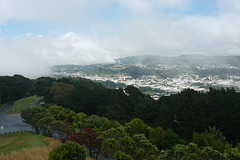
top-left (0, 104), bottom-right (34, 135)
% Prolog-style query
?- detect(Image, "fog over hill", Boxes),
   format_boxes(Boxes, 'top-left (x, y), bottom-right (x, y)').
top-left (51, 54), bottom-right (240, 98)
top-left (115, 54), bottom-right (240, 66)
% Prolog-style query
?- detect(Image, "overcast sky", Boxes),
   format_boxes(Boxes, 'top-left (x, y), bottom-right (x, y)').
top-left (0, 0), bottom-right (240, 78)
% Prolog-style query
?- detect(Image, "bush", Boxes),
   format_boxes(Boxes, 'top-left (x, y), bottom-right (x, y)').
top-left (161, 129), bottom-right (182, 150)
top-left (48, 141), bottom-right (87, 160)
top-left (223, 144), bottom-right (240, 160)
top-left (62, 128), bottom-right (102, 159)
top-left (113, 151), bottom-right (133, 160)
top-left (192, 133), bottom-right (226, 152)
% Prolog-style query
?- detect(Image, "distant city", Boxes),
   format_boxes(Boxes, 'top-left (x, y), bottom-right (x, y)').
top-left (52, 55), bottom-right (240, 99)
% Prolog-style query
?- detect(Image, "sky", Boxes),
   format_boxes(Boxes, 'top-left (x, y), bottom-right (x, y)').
top-left (0, 0), bottom-right (240, 78)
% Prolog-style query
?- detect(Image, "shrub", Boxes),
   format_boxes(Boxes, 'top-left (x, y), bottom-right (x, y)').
top-left (113, 151), bottom-right (133, 160)
top-left (192, 132), bottom-right (226, 152)
top-left (223, 144), bottom-right (240, 160)
top-left (48, 141), bottom-right (87, 160)
top-left (62, 128), bottom-right (102, 159)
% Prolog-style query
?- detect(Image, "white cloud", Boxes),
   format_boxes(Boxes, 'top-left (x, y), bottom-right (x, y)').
top-left (117, 0), bottom-right (192, 12)
top-left (1, 0), bottom-right (240, 78)
top-left (0, 0), bottom-right (112, 25)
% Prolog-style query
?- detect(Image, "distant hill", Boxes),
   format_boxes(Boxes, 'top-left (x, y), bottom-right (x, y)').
top-left (51, 54), bottom-right (240, 79)
top-left (115, 54), bottom-right (240, 66)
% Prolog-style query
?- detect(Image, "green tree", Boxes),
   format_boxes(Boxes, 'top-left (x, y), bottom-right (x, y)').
top-left (49, 106), bottom-right (76, 123)
top-left (192, 127), bottom-right (226, 153)
top-left (50, 82), bottom-right (74, 106)
top-left (37, 115), bottom-right (56, 137)
top-left (149, 126), bottom-right (166, 149)
top-left (21, 107), bottom-right (48, 133)
top-left (51, 120), bottom-right (75, 139)
top-left (34, 77), bottom-right (55, 103)
top-left (124, 118), bottom-right (152, 137)
top-left (48, 141), bottom-right (87, 160)
top-left (113, 151), bottom-right (133, 160)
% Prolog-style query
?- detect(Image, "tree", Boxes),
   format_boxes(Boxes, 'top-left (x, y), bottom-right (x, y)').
top-left (62, 128), bottom-right (102, 159)
top-left (49, 106), bottom-right (76, 123)
top-left (51, 120), bottom-right (76, 139)
top-left (132, 134), bottom-right (159, 160)
top-left (49, 141), bottom-right (87, 160)
top-left (161, 129), bottom-right (182, 150)
top-left (192, 127), bottom-right (227, 153)
top-left (158, 143), bottom-right (225, 160)
top-left (37, 115), bottom-right (56, 137)
top-left (79, 115), bottom-right (121, 131)
top-left (113, 151), bottom-right (133, 160)
top-left (50, 82), bottom-right (74, 106)
top-left (21, 107), bottom-right (48, 133)
top-left (124, 118), bottom-right (151, 137)
top-left (33, 77), bottom-right (55, 102)
top-left (149, 126), bottom-right (166, 149)
top-left (98, 127), bottom-right (159, 160)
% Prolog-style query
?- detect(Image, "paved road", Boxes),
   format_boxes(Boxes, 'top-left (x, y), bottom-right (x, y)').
top-left (0, 104), bottom-right (34, 135)
top-left (30, 97), bottom-right (43, 108)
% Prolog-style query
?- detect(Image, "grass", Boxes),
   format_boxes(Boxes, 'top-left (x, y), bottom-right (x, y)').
top-left (0, 132), bottom-right (61, 160)
top-left (0, 132), bottom-right (47, 155)
top-left (0, 132), bottom-right (95, 160)
top-left (143, 91), bottom-right (155, 96)
top-left (33, 98), bottom-right (44, 107)
top-left (7, 96), bottom-right (38, 114)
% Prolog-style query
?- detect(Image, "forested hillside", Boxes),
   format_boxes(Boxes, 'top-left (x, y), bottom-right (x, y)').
top-left (1, 75), bottom-right (240, 159)
top-left (0, 75), bottom-right (33, 104)
top-left (27, 76), bottom-right (240, 145)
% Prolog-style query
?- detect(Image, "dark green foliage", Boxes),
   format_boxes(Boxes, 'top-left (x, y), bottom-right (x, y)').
top-left (192, 126), bottom-right (227, 153)
top-left (156, 88), bottom-right (210, 139)
top-left (48, 141), bottom-right (87, 160)
top-left (33, 77), bottom-right (55, 102)
top-left (51, 120), bottom-right (76, 140)
top-left (124, 118), bottom-right (151, 138)
top-left (149, 126), bottom-right (166, 149)
top-left (79, 115), bottom-right (121, 131)
top-left (98, 127), bottom-right (159, 160)
top-left (0, 75), bottom-right (33, 103)
top-left (192, 133), bottom-right (226, 153)
top-left (49, 106), bottom-right (76, 123)
top-left (50, 82), bottom-right (74, 106)
top-left (21, 107), bottom-right (48, 133)
top-left (4, 75), bottom-right (240, 146)
top-left (224, 144), bottom-right (240, 160)
top-left (37, 115), bottom-right (56, 137)
top-left (158, 143), bottom-right (225, 160)
top-left (113, 151), bottom-right (133, 160)
top-left (161, 129), bottom-right (182, 150)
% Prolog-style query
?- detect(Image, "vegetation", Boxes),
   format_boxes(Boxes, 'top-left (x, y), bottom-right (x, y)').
top-left (0, 132), bottom-right (50, 155)
top-left (0, 74), bottom-right (33, 104)
top-left (7, 96), bottom-right (38, 114)
top-left (49, 141), bottom-right (87, 160)
top-left (2, 74), bottom-right (240, 159)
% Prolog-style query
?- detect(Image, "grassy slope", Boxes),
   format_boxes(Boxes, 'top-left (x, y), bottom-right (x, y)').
top-left (33, 98), bottom-right (44, 108)
top-left (7, 96), bottom-right (38, 114)
top-left (0, 132), bottom-right (61, 160)
top-left (0, 132), bottom-right (46, 155)
top-left (0, 132), bottom-right (93, 160)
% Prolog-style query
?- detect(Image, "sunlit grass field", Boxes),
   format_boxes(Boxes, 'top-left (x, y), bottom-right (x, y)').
top-left (0, 132), bottom-right (95, 160)
top-left (7, 96), bottom-right (38, 114)
top-left (0, 132), bottom-right (60, 160)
